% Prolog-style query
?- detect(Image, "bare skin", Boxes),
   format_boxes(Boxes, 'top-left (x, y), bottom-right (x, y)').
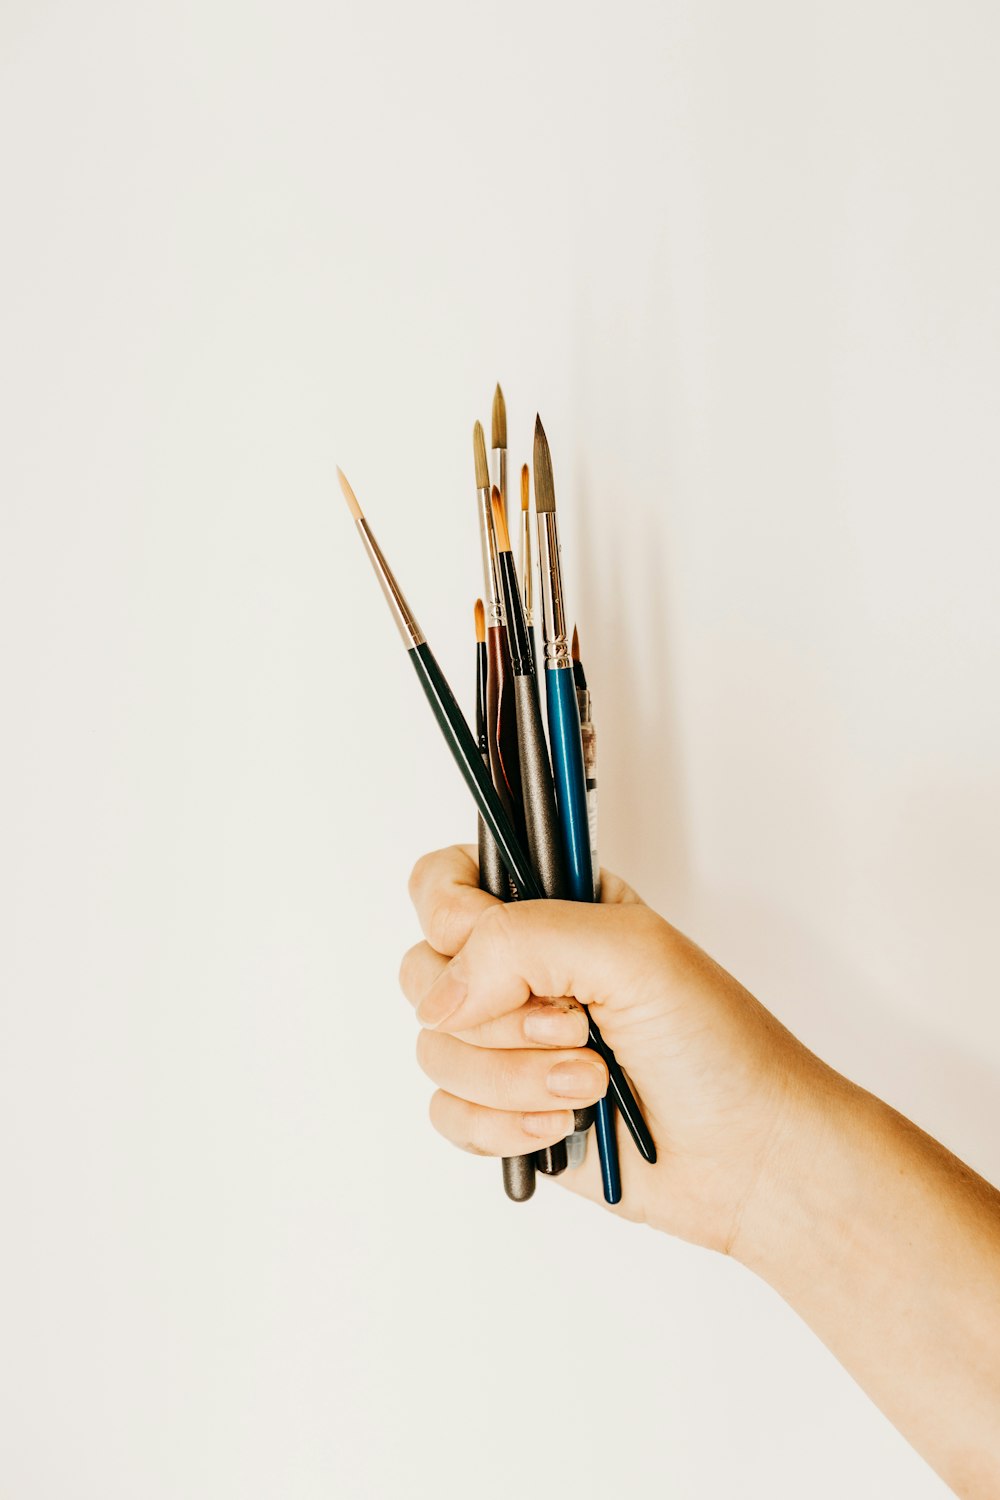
top-left (399, 846), bottom-right (1000, 1500)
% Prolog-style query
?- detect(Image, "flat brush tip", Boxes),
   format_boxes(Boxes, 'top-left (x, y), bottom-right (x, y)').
top-left (474, 597), bottom-right (485, 643)
top-left (337, 467), bottom-right (363, 521)
top-left (491, 384), bottom-right (507, 448)
top-left (520, 464), bottom-right (529, 511)
top-left (473, 421), bottom-right (490, 490)
top-left (491, 486), bottom-right (512, 552)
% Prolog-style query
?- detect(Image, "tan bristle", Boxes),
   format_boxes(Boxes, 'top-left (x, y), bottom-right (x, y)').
top-left (491, 486), bottom-right (512, 552)
top-left (520, 464), bottom-right (529, 512)
top-left (532, 415), bottom-right (556, 513)
top-left (337, 466), bottom-right (363, 521)
top-left (474, 598), bottom-right (485, 643)
top-left (473, 421), bottom-right (490, 490)
top-left (491, 384), bottom-right (507, 449)
top-left (571, 624), bottom-right (580, 661)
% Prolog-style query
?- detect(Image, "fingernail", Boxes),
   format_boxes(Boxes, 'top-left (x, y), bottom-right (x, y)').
top-left (523, 1109), bottom-right (575, 1139)
top-left (415, 962), bottom-right (467, 1029)
top-left (523, 1005), bottom-right (585, 1045)
top-left (546, 1059), bottom-right (605, 1100)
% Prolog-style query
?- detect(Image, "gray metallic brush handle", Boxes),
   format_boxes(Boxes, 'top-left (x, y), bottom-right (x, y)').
top-left (513, 674), bottom-right (567, 900)
top-left (475, 755), bottom-right (536, 1204)
top-left (513, 673), bottom-right (571, 1176)
top-left (477, 754), bottom-right (507, 899)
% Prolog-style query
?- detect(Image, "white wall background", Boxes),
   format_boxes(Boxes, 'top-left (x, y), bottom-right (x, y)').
top-left (2, 2), bottom-right (998, 1496)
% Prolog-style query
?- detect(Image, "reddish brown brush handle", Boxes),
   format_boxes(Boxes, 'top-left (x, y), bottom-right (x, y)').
top-left (486, 624), bottom-right (527, 852)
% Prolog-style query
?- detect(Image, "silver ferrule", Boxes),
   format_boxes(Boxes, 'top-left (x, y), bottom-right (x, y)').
top-left (520, 506), bottom-right (534, 626)
top-left (536, 511), bottom-right (571, 668)
top-left (490, 447), bottom-right (507, 520)
top-left (476, 486), bottom-right (505, 627)
top-left (576, 685), bottom-right (592, 723)
top-left (357, 518), bottom-right (425, 648)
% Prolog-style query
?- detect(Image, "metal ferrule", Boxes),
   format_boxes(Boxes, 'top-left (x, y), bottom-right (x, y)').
top-left (357, 518), bottom-right (425, 648)
top-left (490, 447), bottom-right (507, 519)
top-left (476, 487), bottom-right (505, 627)
top-left (520, 507), bottom-right (534, 626)
top-left (536, 511), bottom-right (571, 669)
top-left (576, 685), bottom-right (592, 723)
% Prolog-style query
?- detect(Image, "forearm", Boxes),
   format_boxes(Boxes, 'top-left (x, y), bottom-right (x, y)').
top-left (736, 1065), bottom-right (1000, 1498)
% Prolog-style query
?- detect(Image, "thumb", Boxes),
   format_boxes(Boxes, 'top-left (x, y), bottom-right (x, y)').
top-left (415, 897), bottom-right (660, 1035)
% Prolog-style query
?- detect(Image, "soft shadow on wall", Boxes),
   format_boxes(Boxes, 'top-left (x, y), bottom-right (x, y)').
top-left (566, 290), bottom-right (1000, 1190)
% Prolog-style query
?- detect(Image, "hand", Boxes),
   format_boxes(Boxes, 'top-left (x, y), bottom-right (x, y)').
top-left (398, 845), bottom-right (823, 1257)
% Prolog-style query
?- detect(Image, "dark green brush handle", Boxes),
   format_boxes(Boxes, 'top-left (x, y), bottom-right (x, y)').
top-left (411, 642), bottom-right (537, 1201)
top-left (409, 643), bottom-right (542, 900)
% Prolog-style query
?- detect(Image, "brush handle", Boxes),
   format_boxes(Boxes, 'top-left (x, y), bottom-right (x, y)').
top-left (594, 1097), bottom-right (622, 1203)
top-left (513, 674), bottom-right (566, 900)
top-left (545, 665), bottom-right (624, 1197)
top-left (486, 626), bottom-right (526, 851)
top-left (544, 668), bottom-right (595, 903)
top-left (476, 783), bottom-right (507, 906)
top-left (476, 767), bottom-right (535, 1203)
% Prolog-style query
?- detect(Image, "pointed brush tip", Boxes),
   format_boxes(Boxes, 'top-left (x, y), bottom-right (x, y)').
top-left (337, 466), bottom-right (363, 521)
top-left (491, 384), bottom-right (507, 448)
top-left (520, 464), bottom-right (530, 511)
top-left (474, 597), bottom-right (485, 642)
top-left (571, 625), bottom-right (580, 660)
top-left (473, 420), bottom-right (489, 489)
top-left (532, 416), bottom-right (555, 512)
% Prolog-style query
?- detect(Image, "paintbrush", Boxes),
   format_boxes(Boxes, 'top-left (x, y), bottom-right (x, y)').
top-left (491, 383), bottom-right (507, 528)
top-left (337, 467), bottom-right (537, 895)
top-left (533, 418), bottom-right (637, 1200)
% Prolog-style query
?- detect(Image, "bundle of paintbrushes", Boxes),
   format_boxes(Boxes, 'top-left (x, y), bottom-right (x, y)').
top-left (338, 385), bottom-right (656, 1205)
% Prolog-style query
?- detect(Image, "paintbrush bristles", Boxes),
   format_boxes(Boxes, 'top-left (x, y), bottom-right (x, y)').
top-left (473, 421), bottom-right (490, 490)
top-left (572, 624), bottom-right (580, 660)
top-left (490, 486), bottom-right (512, 553)
top-left (520, 464), bottom-right (529, 512)
top-left (491, 384), bottom-right (507, 449)
top-left (337, 467), bottom-right (363, 521)
top-left (474, 598), bottom-right (485, 643)
top-left (532, 415), bottom-right (556, 513)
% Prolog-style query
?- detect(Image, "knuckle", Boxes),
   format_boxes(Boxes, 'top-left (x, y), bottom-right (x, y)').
top-left (490, 1049), bottom-right (522, 1109)
top-left (474, 899), bottom-right (517, 959)
top-left (426, 895), bottom-right (462, 956)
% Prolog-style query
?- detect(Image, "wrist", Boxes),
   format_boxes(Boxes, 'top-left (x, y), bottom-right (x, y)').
top-left (728, 1058), bottom-right (877, 1284)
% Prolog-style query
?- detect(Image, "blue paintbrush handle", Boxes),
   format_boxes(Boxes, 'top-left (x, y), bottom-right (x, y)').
top-left (545, 665), bottom-right (623, 1198)
top-left (544, 667), bottom-right (595, 903)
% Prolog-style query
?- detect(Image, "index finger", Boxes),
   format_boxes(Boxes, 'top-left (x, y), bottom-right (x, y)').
top-left (408, 844), bottom-right (500, 957)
